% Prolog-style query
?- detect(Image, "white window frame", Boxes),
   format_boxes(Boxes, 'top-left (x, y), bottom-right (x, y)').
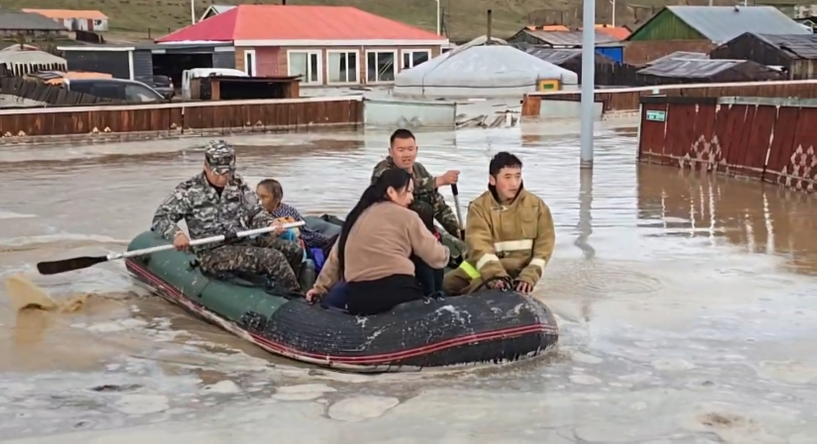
top-left (286, 49), bottom-right (323, 85)
top-left (401, 49), bottom-right (431, 70)
top-left (243, 49), bottom-right (256, 76)
top-left (325, 49), bottom-right (359, 85)
top-left (365, 49), bottom-right (398, 84)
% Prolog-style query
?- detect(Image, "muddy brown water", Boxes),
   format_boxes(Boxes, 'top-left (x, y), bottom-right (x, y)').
top-left (0, 124), bottom-right (815, 442)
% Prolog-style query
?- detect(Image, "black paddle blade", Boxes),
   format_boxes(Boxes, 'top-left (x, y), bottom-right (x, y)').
top-left (36, 256), bottom-right (108, 275)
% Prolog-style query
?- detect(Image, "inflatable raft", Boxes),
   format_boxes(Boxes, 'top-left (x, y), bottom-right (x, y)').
top-left (125, 215), bottom-right (559, 372)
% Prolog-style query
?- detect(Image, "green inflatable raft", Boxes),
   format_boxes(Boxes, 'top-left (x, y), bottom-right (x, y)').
top-left (125, 215), bottom-right (559, 372)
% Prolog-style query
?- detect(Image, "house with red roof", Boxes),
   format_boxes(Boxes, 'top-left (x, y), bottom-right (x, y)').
top-left (157, 5), bottom-right (449, 87)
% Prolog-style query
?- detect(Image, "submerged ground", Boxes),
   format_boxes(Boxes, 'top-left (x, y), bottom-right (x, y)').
top-left (0, 121), bottom-right (815, 442)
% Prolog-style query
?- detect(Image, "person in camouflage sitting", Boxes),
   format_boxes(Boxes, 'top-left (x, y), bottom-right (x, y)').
top-left (151, 140), bottom-right (304, 292)
top-left (371, 129), bottom-right (466, 258)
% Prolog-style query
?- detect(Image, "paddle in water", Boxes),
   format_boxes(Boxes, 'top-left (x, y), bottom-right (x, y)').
top-left (36, 221), bottom-right (306, 276)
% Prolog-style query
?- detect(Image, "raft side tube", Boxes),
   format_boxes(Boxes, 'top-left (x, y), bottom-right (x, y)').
top-left (126, 224), bottom-right (558, 371)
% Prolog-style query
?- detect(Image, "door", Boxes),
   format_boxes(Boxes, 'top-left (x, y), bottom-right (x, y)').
top-left (244, 50), bottom-right (256, 76)
top-left (182, 70), bottom-right (191, 100)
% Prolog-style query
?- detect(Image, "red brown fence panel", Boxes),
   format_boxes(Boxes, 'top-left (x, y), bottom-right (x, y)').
top-left (637, 100), bottom-right (668, 164)
top-left (638, 96), bottom-right (817, 194)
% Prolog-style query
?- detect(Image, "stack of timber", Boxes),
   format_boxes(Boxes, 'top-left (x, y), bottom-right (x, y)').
top-left (0, 77), bottom-right (120, 107)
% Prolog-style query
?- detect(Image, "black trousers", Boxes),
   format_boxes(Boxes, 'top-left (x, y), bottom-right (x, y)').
top-left (412, 255), bottom-right (443, 296)
top-left (346, 274), bottom-right (424, 316)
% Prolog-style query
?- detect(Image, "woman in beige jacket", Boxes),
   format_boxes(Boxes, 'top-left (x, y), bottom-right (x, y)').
top-left (306, 169), bottom-right (450, 315)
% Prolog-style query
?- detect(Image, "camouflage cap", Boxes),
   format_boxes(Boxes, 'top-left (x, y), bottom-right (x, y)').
top-left (204, 140), bottom-right (236, 174)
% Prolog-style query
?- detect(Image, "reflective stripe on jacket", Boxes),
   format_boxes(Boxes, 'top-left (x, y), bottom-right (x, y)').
top-left (461, 188), bottom-right (555, 287)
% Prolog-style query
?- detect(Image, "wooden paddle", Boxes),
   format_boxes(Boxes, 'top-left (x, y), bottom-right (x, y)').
top-left (451, 184), bottom-right (465, 240)
top-left (36, 221), bottom-right (306, 276)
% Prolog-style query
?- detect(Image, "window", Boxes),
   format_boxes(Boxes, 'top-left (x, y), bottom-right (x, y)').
top-left (327, 50), bottom-right (358, 84)
top-left (288, 50), bottom-right (321, 85)
top-left (124, 84), bottom-right (163, 102)
top-left (402, 50), bottom-right (431, 70)
top-left (244, 50), bottom-right (256, 76)
top-left (91, 84), bottom-right (124, 100)
top-left (366, 50), bottom-right (397, 83)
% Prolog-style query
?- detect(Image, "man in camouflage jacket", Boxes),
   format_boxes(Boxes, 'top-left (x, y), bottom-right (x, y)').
top-left (151, 140), bottom-right (304, 291)
top-left (371, 129), bottom-right (466, 252)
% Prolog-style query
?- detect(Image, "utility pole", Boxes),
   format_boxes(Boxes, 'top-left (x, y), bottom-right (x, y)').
top-left (580, 0), bottom-right (595, 168)
top-left (191, 0), bottom-right (196, 24)
top-left (611, 0), bottom-right (616, 27)
top-left (435, 0), bottom-right (441, 35)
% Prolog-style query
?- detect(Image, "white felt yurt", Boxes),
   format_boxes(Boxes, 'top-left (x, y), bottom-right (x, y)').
top-left (394, 36), bottom-right (578, 99)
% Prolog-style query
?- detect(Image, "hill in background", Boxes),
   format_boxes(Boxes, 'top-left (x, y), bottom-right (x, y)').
top-left (0, 0), bottom-right (811, 42)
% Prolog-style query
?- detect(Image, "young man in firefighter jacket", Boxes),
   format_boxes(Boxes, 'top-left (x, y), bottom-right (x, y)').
top-left (443, 152), bottom-right (555, 296)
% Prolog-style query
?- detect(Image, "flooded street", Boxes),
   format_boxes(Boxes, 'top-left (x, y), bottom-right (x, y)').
top-left (1, 121), bottom-right (815, 443)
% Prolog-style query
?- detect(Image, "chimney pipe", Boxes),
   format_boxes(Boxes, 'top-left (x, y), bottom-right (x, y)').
top-left (486, 10), bottom-right (493, 44)
top-left (282, 0), bottom-right (286, 4)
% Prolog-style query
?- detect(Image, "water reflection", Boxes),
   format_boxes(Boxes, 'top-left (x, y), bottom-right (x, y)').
top-left (636, 164), bottom-right (817, 275)
top-left (574, 168), bottom-right (595, 259)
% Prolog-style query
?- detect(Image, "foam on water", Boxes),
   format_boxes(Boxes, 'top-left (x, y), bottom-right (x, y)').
top-left (0, 211), bottom-right (36, 220)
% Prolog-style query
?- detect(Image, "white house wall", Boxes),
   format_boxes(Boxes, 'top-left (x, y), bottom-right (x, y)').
top-left (59, 18), bottom-right (109, 32)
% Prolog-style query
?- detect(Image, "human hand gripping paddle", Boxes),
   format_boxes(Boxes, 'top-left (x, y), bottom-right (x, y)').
top-left (36, 221), bottom-right (306, 275)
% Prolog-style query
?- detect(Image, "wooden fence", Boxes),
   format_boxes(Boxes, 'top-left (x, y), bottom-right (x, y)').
top-left (638, 96), bottom-right (817, 193)
top-left (521, 80), bottom-right (817, 117)
top-left (0, 77), bottom-right (118, 106)
top-left (0, 96), bottom-right (364, 142)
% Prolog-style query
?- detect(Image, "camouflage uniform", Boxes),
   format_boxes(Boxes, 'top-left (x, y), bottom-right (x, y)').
top-left (151, 140), bottom-right (304, 291)
top-left (371, 156), bottom-right (466, 250)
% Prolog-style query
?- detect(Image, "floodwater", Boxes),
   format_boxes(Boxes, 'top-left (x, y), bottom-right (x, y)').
top-left (1, 120), bottom-right (816, 443)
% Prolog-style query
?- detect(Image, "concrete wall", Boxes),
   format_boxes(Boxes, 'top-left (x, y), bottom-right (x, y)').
top-left (363, 98), bottom-right (457, 129)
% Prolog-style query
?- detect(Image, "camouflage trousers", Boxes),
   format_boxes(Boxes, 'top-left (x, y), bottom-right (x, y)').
top-left (199, 235), bottom-right (304, 291)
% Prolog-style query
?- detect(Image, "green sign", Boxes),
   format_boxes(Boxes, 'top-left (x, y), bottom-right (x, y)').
top-left (646, 110), bottom-right (666, 122)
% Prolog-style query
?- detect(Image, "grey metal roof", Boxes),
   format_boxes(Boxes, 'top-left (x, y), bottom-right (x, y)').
top-left (519, 30), bottom-right (622, 47)
top-left (523, 47), bottom-right (616, 64)
top-left (646, 51), bottom-right (709, 66)
top-left (525, 48), bottom-right (581, 64)
top-left (667, 6), bottom-right (809, 44)
top-left (210, 5), bottom-right (236, 14)
top-left (56, 42), bottom-right (234, 53)
top-left (756, 33), bottom-right (817, 59)
top-left (638, 58), bottom-right (742, 77)
top-left (0, 12), bottom-right (68, 31)
top-left (637, 57), bottom-right (784, 80)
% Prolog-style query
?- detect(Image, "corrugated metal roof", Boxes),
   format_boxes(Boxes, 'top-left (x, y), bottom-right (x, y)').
top-left (595, 25), bottom-right (631, 40)
top-left (756, 33), bottom-right (817, 59)
top-left (524, 47), bottom-right (582, 64)
top-left (0, 12), bottom-right (68, 31)
top-left (519, 30), bottom-right (621, 47)
top-left (160, 5), bottom-right (446, 42)
top-left (667, 6), bottom-right (809, 44)
top-left (0, 49), bottom-right (67, 65)
top-left (21, 9), bottom-right (108, 20)
top-left (646, 51), bottom-right (709, 66)
top-left (638, 58), bottom-right (746, 77)
top-left (523, 47), bottom-right (618, 65)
